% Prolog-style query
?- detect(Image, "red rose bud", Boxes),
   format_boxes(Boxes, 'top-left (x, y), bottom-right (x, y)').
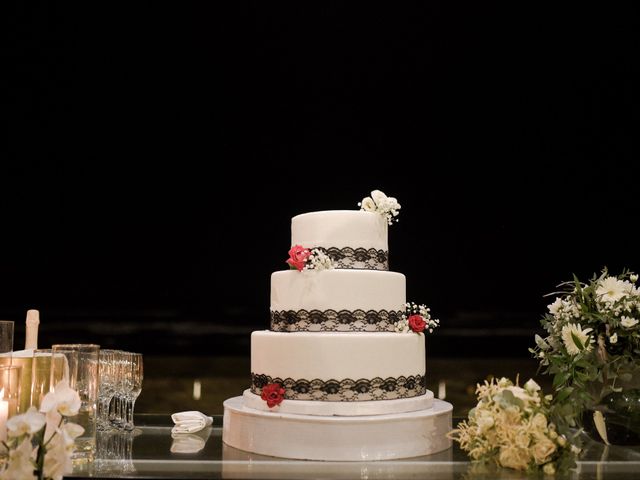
top-left (261, 383), bottom-right (286, 408)
top-left (408, 314), bottom-right (426, 333)
top-left (286, 245), bottom-right (311, 271)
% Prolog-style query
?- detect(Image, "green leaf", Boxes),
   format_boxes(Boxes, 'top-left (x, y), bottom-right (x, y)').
top-left (554, 372), bottom-right (570, 388)
top-left (575, 359), bottom-right (591, 368)
top-left (571, 332), bottom-right (584, 351)
top-left (535, 334), bottom-right (549, 349)
top-left (556, 387), bottom-right (574, 403)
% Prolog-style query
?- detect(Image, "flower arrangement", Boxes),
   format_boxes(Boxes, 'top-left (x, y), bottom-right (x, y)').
top-left (448, 377), bottom-right (578, 475)
top-left (0, 380), bottom-right (83, 480)
top-left (286, 245), bottom-right (334, 272)
top-left (531, 269), bottom-right (640, 441)
top-left (394, 302), bottom-right (440, 334)
top-left (358, 190), bottom-right (401, 225)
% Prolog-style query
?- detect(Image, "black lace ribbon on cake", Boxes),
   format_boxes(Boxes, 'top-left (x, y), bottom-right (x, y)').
top-left (251, 373), bottom-right (426, 401)
top-left (271, 309), bottom-right (402, 332)
top-left (315, 247), bottom-right (389, 270)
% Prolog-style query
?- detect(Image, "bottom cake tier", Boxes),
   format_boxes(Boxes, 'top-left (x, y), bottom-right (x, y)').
top-left (222, 396), bottom-right (453, 461)
top-left (251, 330), bottom-right (426, 403)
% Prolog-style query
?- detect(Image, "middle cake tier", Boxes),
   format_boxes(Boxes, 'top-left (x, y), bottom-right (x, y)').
top-left (251, 331), bottom-right (426, 403)
top-left (271, 270), bottom-right (405, 332)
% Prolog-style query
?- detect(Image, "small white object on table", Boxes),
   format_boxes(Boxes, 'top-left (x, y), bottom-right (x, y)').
top-left (171, 411), bottom-right (213, 434)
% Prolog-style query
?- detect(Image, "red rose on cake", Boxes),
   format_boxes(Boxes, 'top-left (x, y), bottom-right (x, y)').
top-left (261, 383), bottom-right (286, 408)
top-left (286, 245), bottom-right (311, 271)
top-left (408, 314), bottom-right (426, 333)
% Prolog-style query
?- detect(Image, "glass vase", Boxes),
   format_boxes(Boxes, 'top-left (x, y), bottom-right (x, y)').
top-left (583, 389), bottom-right (640, 445)
top-left (582, 368), bottom-right (640, 446)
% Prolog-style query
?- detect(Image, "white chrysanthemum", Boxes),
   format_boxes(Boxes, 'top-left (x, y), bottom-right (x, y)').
top-left (561, 323), bottom-right (594, 355)
top-left (610, 333), bottom-right (618, 344)
top-left (621, 316), bottom-right (639, 328)
top-left (631, 274), bottom-right (638, 283)
top-left (547, 298), bottom-right (563, 316)
top-left (597, 276), bottom-right (629, 303)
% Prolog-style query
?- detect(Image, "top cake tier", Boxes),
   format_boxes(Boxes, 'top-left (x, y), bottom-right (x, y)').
top-left (291, 211), bottom-right (388, 270)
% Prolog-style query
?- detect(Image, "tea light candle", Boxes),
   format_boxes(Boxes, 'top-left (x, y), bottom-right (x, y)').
top-left (0, 390), bottom-right (8, 442)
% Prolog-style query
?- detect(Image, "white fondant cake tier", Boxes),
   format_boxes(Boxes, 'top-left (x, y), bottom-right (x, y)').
top-left (223, 396), bottom-right (453, 461)
top-left (271, 270), bottom-right (405, 312)
top-left (291, 210), bottom-right (387, 251)
top-left (251, 331), bottom-right (425, 402)
top-left (242, 389), bottom-right (434, 416)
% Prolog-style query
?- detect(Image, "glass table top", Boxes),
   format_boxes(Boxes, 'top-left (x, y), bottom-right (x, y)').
top-left (67, 414), bottom-right (640, 479)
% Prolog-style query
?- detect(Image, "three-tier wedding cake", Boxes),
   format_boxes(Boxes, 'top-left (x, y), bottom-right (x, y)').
top-left (223, 191), bottom-right (452, 460)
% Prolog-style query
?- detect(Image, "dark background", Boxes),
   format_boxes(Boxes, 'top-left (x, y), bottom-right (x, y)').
top-left (3, 3), bottom-right (639, 356)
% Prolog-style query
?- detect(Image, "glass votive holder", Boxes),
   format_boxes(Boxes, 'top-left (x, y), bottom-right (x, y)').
top-left (31, 349), bottom-right (53, 410)
top-left (4, 350), bottom-right (34, 414)
top-left (51, 344), bottom-right (100, 463)
top-left (0, 365), bottom-right (21, 442)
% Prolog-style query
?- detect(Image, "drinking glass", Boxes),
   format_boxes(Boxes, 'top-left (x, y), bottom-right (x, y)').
top-left (97, 349), bottom-right (120, 431)
top-left (0, 321), bottom-right (13, 354)
top-left (109, 351), bottom-right (127, 427)
top-left (31, 349), bottom-right (61, 410)
top-left (0, 321), bottom-right (14, 374)
top-left (51, 344), bottom-right (100, 462)
top-left (123, 353), bottom-right (143, 431)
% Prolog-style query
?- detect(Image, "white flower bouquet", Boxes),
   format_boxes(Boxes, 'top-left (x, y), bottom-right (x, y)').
top-left (449, 377), bottom-right (578, 474)
top-left (0, 381), bottom-right (83, 480)
top-left (531, 269), bottom-right (640, 443)
top-left (358, 190), bottom-right (401, 225)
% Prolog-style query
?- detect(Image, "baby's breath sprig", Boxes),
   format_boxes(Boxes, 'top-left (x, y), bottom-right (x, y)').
top-left (303, 248), bottom-right (334, 272)
top-left (394, 301), bottom-right (440, 334)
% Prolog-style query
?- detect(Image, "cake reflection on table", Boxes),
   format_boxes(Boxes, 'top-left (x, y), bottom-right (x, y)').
top-left (221, 442), bottom-right (453, 480)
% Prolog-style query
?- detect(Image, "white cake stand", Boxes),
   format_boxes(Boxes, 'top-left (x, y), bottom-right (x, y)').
top-left (222, 396), bottom-right (453, 461)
